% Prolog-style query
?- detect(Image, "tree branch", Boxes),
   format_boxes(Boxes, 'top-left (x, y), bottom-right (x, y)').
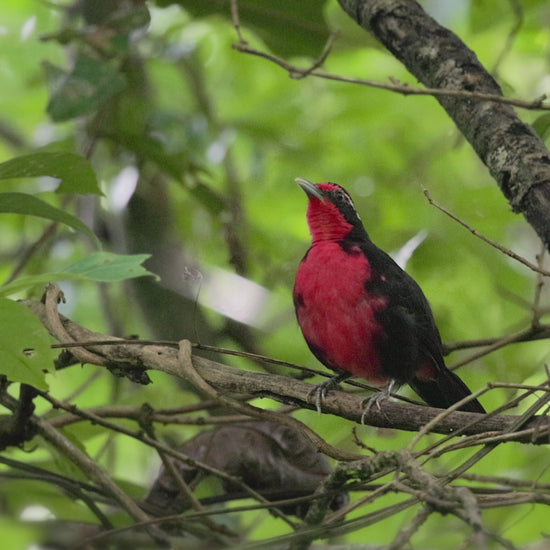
top-left (337, 0), bottom-right (550, 251)
top-left (31, 413), bottom-right (168, 545)
top-left (22, 297), bottom-right (550, 446)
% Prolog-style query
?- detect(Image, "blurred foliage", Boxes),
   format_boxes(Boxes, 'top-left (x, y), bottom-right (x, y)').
top-left (0, 0), bottom-right (549, 548)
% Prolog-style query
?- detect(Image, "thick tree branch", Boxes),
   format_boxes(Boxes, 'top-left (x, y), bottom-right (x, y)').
top-left (337, 0), bottom-right (550, 251)
top-left (23, 298), bottom-right (550, 446)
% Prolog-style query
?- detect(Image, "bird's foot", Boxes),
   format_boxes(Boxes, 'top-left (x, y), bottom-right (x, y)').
top-left (307, 372), bottom-right (351, 415)
top-left (307, 380), bottom-right (332, 415)
top-left (360, 381), bottom-right (396, 424)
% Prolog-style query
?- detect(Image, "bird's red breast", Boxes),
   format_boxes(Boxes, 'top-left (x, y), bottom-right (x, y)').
top-left (294, 241), bottom-right (389, 386)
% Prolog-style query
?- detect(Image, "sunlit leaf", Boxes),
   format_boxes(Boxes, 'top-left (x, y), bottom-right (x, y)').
top-left (0, 253), bottom-right (154, 297)
top-left (60, 251), bottom-right (154, 282)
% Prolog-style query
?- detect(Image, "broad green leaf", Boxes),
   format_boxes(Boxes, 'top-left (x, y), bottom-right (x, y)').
top-left (155, 0), bottom-right (330, 57)
top-left (60, 252), bottom-right (154, 282)
top-left (44, 53), bottom-right (127, 121)
top-left (0, 478), bottom-right (95, 524)
top-left (532, 113), bottom-right (550, 141)
top-left (0, 273), bottom-right (95, 298)
top-left (0, 299), bottom-right (55, 389)
top-left (0, 192), bottom-right (99, 246)
top-left (0, 152), bottom-right (101, 195)
top-left (0, 253), bottom-right (154, 297)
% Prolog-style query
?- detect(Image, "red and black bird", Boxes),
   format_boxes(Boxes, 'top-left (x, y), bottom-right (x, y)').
top-left (293, 178), bottom-right (485, 414)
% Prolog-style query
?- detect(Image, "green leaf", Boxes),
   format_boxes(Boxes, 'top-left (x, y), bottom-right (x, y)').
top-left (155, 0), bottom-right (330, 57)
top-left (60, 252), bottom-right (154, 282)
top-left (0, 152), bottom-right (101, 195)
top-left (532, 113), bottom-right (550, 141)
top-left (0, 253), bottom-right (154, 297)
top-left (470, 0), bottom-right (550, 33)
top-left (44, 53), bottom-right (127, 121)
top-left (0, 299), bottom-right (55, 389)
top-left (0, 192), bottom-right (99, 246)
top-left (81, 0), bottom-right (150, 31)
top-left (0, 273), bottom-right (92, 298)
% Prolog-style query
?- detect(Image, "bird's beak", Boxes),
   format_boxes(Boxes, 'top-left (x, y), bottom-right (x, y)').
top-left (295, 177), bottom-right (324, 200)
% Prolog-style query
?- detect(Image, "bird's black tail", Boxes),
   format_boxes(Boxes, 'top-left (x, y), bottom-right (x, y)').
top-left (410, 367), bottom-right (485, 413)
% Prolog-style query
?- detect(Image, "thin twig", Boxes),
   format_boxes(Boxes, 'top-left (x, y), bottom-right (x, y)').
top-left (407, 386), bottom-right (489, 451)
top-left (36, 390), bottom-right (289, 510)
top-left (444, 324), bottom-right (550, 352)
top-left (449, 326), bottom-right (539, 370)
top-left (532, 243), bottom-right (547, 326)
top-left (416, 378), bottom-right (550, 461)
top-left (152, 436), bottom-right (235, 543)
top-left (293, 32), bottom-right (337, 80)
top-left (175, 339), bottom-right (364, 462)
top-left (442, 390), bottom-right (550, 485)
top-left (49, 404), bottom-right (249, 429)
top-left (491, 0), bottom-right (524, 79)
top-left (230, 0), bottom-right (247, 44)
top-left (388, 504), bottom-right (431, 550)
top-left (33, 414), bottom-right (168, 544)
top-left (2, 222), bottom-right (58, 286)
top-left (423, 188), bottom-right (550, 277)
top-left (0, 456), bottom-right (113, 527)
top-left (231, 40), bottom-right (550, 111)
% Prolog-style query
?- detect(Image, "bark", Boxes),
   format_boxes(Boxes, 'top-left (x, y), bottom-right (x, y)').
top-left (24, 298), bottom-right (550, 445)
top-left (337, 0), bottom-right (550, 250)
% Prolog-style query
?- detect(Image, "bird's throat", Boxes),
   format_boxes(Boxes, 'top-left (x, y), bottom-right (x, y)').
top-left (307, 200), bottom-right (354, 242)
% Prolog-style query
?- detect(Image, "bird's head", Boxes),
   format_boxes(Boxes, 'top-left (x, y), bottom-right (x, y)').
top-left (296, 177), bottom-right (367, 243)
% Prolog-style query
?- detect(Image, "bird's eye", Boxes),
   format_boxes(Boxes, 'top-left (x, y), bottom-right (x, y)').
top-left (335, 190), bottom-right (353, 208)
top-left (335, 191), bottom-right (347, 201)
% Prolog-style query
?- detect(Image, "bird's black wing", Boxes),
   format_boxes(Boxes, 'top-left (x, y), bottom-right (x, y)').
top-left (359, 241), bottom-right (443, 374)
top-left (359, 240), bottom-right (485, 413)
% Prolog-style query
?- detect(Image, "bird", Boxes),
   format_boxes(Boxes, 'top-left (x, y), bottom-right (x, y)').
top-left (293, 177), bottom-right (485, 415)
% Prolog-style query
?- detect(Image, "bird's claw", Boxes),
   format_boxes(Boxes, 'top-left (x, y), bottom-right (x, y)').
top-left (360, 381), bottom-right (395, 424)
top-left (307, 373), bottom-right (350, 415)
top-left (360, 392), bottom-right (386, 424)
top-left (307, 379), bottom-right (335, 415)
